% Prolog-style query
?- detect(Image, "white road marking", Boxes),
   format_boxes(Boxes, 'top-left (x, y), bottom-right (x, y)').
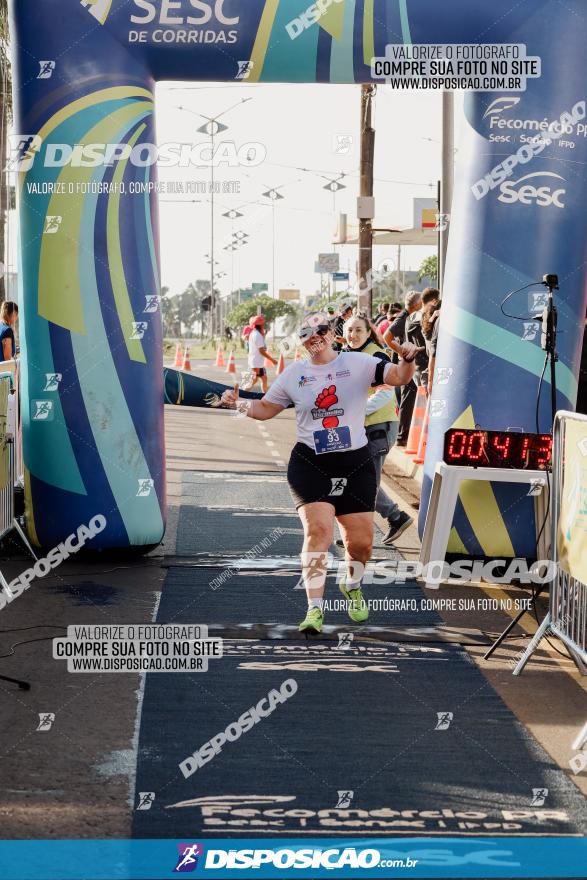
top-left (128, 589), bottom-right (161, 808)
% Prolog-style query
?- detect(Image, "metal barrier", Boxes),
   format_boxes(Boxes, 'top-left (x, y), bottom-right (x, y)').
top-left (514, 411), bottom-right (587, 681)
top-left (0, 374), bottom-right (13, 543)
top-left (0, 368), bottom-right (36, 595)
top-left (1, 359), bottom-right (23, 486)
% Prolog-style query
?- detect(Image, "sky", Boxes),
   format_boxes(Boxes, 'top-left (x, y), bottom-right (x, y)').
top-left (154, 83), bottom-right (454, 302)
top-left (5, 84), bottom-right (460, 305)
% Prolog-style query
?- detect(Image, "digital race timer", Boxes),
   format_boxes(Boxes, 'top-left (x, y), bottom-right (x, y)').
top-left (443, 429), bottom-right (553, 470)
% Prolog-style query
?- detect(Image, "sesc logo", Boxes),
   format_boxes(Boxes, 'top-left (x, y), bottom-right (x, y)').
top-left (497, 172), bottom-right (566, 208)
top-left (130, 0), bottom-right (239, 26)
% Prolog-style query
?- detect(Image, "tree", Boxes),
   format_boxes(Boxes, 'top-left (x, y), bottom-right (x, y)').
top-left (372, 275), bottom-right (401, 303)
top-left (226, 295), bottom-right (298, 331)
top-left (418, 255), bottom-right (438, 283)
top-left (160, 287), bottom-right (180, 338)
top-left (0, 1), bottom-right (12, 302)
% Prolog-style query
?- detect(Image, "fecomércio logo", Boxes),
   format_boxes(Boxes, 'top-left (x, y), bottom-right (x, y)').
top-left (80, 0), bottom-right (112, 25)
top-left (497, 171), bottom-right (566, 207)
top-left (482, 96), bottom-right (521, 119)
top-left (174, 843), bottom-right (203, 873)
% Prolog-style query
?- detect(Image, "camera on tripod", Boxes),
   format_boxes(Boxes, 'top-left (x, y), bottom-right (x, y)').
top-left (540, 274), bottom-right (558, 354)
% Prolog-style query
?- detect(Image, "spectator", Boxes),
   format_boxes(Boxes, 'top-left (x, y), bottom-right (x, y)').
top-left (421, 287), bottom-right (441, 307)
top-left (241, 322), bottom-right (253, 346)
top-left (379, 302), bottom-right (402, 336)
top-left (421, 299), bottom-right (442, 394)
top-left (384, 304), bottom-right (403, 406)
top-left (243, 315), bottom-right (276, 393)
top-left (405, 304), bottom-right (430, 387)
top-left (331, 299), bottom-right (354, 351)
top-left (378, 312), bottom-right (391, 338)
top-left (343, 313), bottom-right (414, 544)
top-left (382, 291), bottom-right (423, 446)
top-left (374, 302), bottom-right (390, 326)
top-left (0, 301), bottom-right (18, 362)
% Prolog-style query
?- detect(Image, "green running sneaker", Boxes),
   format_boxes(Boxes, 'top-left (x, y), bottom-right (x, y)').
top-left (299, 606), bottom-right (324, 634)
top-left (339, 582), bottom-right (369, 623)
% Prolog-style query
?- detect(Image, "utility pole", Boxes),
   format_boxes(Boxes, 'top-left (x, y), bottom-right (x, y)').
top-left (439, 91), bottom-right (454, 293)
top-left (358, 84), bottom-right (376, 314)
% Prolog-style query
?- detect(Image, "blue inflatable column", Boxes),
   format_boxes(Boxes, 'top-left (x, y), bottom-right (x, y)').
top-left (420, 12), bottom-right (587, 555)
top-left (10, 0), bottom-right (165, 549)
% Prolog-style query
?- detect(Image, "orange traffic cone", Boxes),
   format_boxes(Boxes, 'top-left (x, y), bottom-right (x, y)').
top-left (215, 346), bottom-right (225, 368)
top-left (413, 397), bottom-right (430, 464)
top-left (174, 343), bottom-right (182, 367)
top-left (405, 385), bottom-right (427, 454)
top-left (276, 352), bottom-right (286, 375)
top-left (182, 347), bottom-right (191, 371)
top-left (226, 350), bottom-right (236, 374)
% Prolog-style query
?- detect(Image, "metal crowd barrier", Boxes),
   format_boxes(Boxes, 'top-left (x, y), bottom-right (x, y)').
top-left (1, 359), bottom-right (22, 486)
top-left (0, 373), bottom-right (14, 543)
top-left (0, 364), bottom-right (35, 594)
top-left (514, 411), bottom-right (587, 684)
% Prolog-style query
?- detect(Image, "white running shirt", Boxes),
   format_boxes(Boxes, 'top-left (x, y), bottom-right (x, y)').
top-left (248, 329), bottom-right (266, 368)
top-left (264, 352), bottom-right (380, 453)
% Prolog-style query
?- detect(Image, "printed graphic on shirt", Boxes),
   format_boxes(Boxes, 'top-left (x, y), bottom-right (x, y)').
top-left (311, 385), bottom-right (344, 429)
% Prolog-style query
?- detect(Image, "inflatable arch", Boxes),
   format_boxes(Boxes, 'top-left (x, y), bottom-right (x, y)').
top-left (9, 0), bottom-right (587, 551)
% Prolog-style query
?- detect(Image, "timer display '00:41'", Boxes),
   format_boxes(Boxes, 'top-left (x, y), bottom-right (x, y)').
top-left (443, 429), bottom-right (552, 470)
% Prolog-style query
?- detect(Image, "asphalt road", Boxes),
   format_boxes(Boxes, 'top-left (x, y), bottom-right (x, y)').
top-left (0, 359), bottom-right (585, 845)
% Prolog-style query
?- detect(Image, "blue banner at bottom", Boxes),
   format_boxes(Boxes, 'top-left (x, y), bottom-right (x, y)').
top-left (0, 837), bottom-right (585, 879)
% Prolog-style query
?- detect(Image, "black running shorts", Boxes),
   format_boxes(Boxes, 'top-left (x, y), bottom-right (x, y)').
top-left (287, 442), bottom-right (377, 515)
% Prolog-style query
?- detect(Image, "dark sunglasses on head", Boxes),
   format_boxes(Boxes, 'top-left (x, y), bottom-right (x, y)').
top-left (298, 323), bottom-right (330, 342)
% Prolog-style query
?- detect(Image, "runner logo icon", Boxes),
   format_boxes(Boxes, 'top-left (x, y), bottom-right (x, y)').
top-left (38, 61), bottom-right (56, 79)
top-left (335, 790), bottom-right (354, 808)
top-left (329, 477), bottom-right (347, 496)
top-left (236, 60), bottom-right (254, 80)
top-left (530, 787), bottom-right (548, 806)
top-left (435, 711), bottom-right (453, 730)
top-left (36, 713), bottom-right (55, 731)
top-left (174, 843), bottom-right (203, 872)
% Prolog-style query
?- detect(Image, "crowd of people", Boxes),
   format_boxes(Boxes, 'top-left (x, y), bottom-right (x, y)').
top-left (225, 290), bottom-right (441, 634)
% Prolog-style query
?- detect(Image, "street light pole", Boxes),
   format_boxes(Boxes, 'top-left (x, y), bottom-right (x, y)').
top-left (359, 84), bottom-right (376, 314)
top-left (271, 197), bottom-right (276, 300)
top-left (176, 98), bottom-right (252, 337)
top-left (262, 186), bottom-right (285, 337)
top-left (210, 124), bottom-right (215, 337)
top-left (439, 90), bottom-right (454, 293)
top-left (222, 208), bottom-right (244, 322)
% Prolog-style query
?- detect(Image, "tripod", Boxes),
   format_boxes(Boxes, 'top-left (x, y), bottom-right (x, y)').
top-left (484, 274), bottom-right (558, 660)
